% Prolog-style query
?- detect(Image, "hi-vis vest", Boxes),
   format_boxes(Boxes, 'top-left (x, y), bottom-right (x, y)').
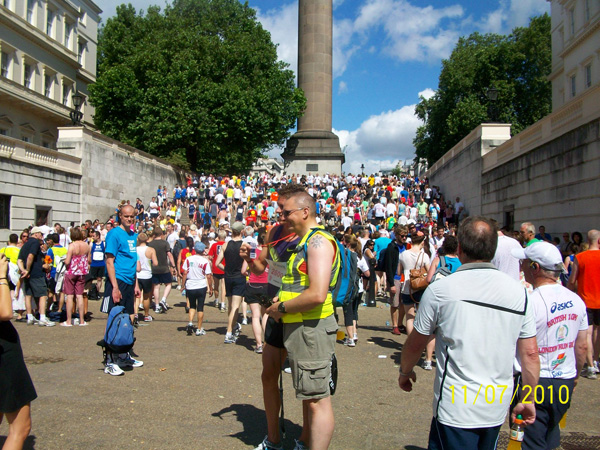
top-left (0, 246), bottom-right (20, 264)
top-left (51, 245), bottom-right (68, 267)
top-left (279, 227), bottom-right (340, 324)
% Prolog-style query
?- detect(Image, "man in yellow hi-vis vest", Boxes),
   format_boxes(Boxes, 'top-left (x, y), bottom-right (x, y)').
top-left (266, 190), bottom-right (340, 450)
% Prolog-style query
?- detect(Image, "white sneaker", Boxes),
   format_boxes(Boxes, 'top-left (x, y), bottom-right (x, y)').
top-left (254, 436), bottom-right (283, 450)
top-left (343, 337), bottom-right (356, 347)
top-left (242, 318), bottom-right (248, 325)
top-left (38, 318), bottom-right (56, 327)
top-left (422, 360), bottom-right (433, 371)
top-left (104, 363), bottom-right (124, 376)
top-left (593, 361), bottom-right (600, 374)
top-left (116, 354), bottom-right (144, 368)
top-left (195, 328), bottom-right (206, 336)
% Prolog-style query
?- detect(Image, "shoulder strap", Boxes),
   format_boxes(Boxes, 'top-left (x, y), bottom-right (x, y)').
top-left (439, 255), bottom-right (446, 268)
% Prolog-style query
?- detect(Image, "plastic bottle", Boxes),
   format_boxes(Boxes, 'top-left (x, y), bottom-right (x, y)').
top-left (507, 414), bottom-right (524, 450)
top-left (386, 321), bottom-right (390, 327)
top-left (559, 412), bottom-right (567, 429)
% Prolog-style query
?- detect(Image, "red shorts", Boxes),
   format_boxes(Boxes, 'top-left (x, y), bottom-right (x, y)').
top-left (63, 273), bottom-right (86, 296)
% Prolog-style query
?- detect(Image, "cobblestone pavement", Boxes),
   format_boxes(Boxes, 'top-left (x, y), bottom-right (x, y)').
top-left (2, 293), bottom-right (599, 449)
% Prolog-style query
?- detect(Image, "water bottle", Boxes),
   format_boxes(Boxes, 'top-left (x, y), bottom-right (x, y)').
top-left (249, 241), bottom-right (257, 259)
top-left (386, 321), bottom-right (390, 327)
top-left (507, 414), bottom-right (524, 449)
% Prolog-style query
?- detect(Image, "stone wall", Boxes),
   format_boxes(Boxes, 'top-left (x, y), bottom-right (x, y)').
top-left (0, 135), bottom-right (82, 241)
top-left (57, 127), bottom-right (187, 222)
top-left (482, 118), bottom-right (600, 233)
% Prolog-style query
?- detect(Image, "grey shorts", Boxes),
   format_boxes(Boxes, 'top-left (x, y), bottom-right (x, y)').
top-left (283, 315), bottom-right (337, 400)
top-left (24, 277), bottom-right (48, 298)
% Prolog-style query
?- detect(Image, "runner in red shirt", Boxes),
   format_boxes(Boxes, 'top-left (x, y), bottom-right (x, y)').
top-left (208, 230), bottom-right (227, 312)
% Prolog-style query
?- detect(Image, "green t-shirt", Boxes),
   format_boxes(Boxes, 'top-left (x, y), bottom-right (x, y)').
top-left (417, 202), bottom-right (428, 215)
top-left (526, 238), bottom-right (541, 247)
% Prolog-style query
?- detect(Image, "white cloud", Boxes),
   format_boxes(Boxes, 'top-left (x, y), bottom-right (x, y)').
top-left (337, 104), bottom-right (421, 174)
top-left (418, 88), bottom-right (435, 100)
top-left (254, 2), bottom-right (299, 74)
top-left (338, 81), bottom-right (349, 94)
top-left (480, 0), bottom-right (549, 34)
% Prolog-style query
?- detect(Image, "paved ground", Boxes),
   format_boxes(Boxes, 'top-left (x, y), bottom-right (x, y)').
top-left (1, 292), bottom-right (599, 450)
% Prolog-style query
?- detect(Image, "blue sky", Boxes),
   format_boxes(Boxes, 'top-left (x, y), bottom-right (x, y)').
top-left (100, 0), bottom-right (550, 174)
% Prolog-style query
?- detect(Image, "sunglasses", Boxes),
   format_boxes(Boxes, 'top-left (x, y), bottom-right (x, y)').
top-left (281, 207), bottom-right (304, 218)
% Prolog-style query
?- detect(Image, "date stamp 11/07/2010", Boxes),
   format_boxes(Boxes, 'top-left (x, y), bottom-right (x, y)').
top-left (448, 384), bottom-right (570, 405)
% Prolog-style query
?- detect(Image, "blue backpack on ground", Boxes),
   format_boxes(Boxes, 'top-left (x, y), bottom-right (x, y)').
top-left (97, 306), bottom-right (135, 355)
top-left (303, 228), bottom-right (359, 307)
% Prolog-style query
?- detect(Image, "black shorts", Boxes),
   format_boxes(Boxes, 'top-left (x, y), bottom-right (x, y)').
top-left (265, 317), bottom-right (284, 349)
top-left (225, 276), bottom-right (246, 297)
top-left (46, 278), bottom-right (57, 294)
top-left (90, 266), bottom-right (105, 279)
top-left (138, 278), bottom-right (153, 294)
top-left (104, 278), bottom-right (135, 315)
top-left (245, 283), bottom-right (268, 305)
top-left (187, 287), bottom-right (208, 311)
top-left (24, 277), bottom-right (47, 298)
top-left (587, 308), bottom-right (600, 326)
top-left (152, 272), bottom-right (172, 285)
top-left (213, 273), bottom-right (224, 280)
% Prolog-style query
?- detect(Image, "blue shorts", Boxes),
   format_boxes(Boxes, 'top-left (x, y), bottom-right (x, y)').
top-left (428, 416), bottom-right (501, 450)
top-left (152, 272), bottom-right (172, 285)
top-left (104, 278), bottom-right (135, 315)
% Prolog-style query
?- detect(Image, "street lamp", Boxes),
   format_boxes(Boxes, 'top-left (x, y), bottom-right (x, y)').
top-left (70, 92), bottom-right (85, 125)
top-left (360, 163), bottom-right (365, 175)
top-left (486, 86), bottom-right (498, 122)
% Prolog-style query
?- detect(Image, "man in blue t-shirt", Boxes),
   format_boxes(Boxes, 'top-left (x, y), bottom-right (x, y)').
top-left (103, 204), bottom-right (143, 376)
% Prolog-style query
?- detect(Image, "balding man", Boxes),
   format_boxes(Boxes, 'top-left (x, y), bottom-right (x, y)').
top-left (266, 190), bottom-right (341, 450)
top-left (568, 229), bottom-right (600, 379)
top-left (399, 216), bottom-right (539, 450)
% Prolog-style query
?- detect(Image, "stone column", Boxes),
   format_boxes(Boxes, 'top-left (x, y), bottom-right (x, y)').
top-left (283, 0), bottom-right (344, 175)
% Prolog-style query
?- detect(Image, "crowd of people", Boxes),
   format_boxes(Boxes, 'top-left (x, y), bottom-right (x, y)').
top-left (0, 170), bottom-right (598, 450)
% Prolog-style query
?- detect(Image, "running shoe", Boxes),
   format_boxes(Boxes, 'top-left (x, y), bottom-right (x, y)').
top-left (343, 337), bottom-right (356, 347)
top-left (104, 363), bottom-right (124, 376)
top-left (293, 439), bottom-right (309, 450)
top-left (27, 317), bottom-right (39, 325)
top-left (186, 324), bottom-right (194, 336)
top-left (224, 334), bottom-right (236, 344)
top-left (353, 333), bottom-right (358, 342)
top-left (38, 318), bottom-right (56, 327)
top-left (254, 436), bottom-right (283, 450)
top-left (593, 361), bottom-right (599, 374)
top-left (233, 322), bottom-right (242, 337)
top-left (159, 299), bottom-right (169, 312)
top-left (255, 345), bottom-right (263, 354)
top-left (138, 303), bottom-right (145, 310)
top-left (116, 354), bottom-right (144, 368)
top-left (242, 317), bottom-right (248, 325)
top-left (133, 316), bottom-right (139, 328)
top-left (391, 327), bottom-right (401, 335)
top-left (582, 366), bottom-right (597, 379)
top-left (422, 361), bottom-right (433, 371)
top-left (196, 328), bottom-right (206, 336)
top-left (143, 315), bottom-right (153, 322)
top-left (155, 308), bottom-right (162, 315)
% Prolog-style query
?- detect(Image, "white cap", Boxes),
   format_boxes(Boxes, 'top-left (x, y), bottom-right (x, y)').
top-left (511, 242), bottom-right (567, 273)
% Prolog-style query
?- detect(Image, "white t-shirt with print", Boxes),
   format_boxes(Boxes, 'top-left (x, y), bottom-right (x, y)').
top-left (182, 255), bottom-right (212, 290)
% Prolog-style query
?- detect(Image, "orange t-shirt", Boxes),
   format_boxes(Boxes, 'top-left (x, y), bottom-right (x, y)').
top-left (576, 250), bottom-right (600, 309)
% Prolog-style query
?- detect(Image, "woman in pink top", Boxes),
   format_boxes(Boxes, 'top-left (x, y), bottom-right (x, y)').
top-left (61, 228), bottom-right (91, 327)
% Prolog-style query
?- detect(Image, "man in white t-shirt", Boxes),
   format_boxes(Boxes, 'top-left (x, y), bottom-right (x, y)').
top-left (511, 242), bottom-right (587, 450)
top-left (399, 216), bottom-right (539, 449)
top-left (492, 230), bottom-right (522, 281)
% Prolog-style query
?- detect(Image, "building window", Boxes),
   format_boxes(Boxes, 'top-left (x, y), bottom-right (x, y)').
top-left (26, 0), bottom-right (35, 24)
top-left (569, 8), bottom-right (575, 36)
top-left (0, 128), bottom-right (7, 136)
top-left (44, 73), bottom-right (52, 97)
top-left (0, 195), bottom-right (10, 229)
top-left (35, 206), bottom-right (51, 228)
top-left (64, 22), bottom-right (72, 48)
top-left (62, 83), bottom-right (71, 106)
top-left (585, 0), bottom-right (590, 22)
top-left (21, 135), bottom-right (30, 143)
top-left (77, 41), bottom-right (85, 64)
top-left (46, 9), bottom-right (53, 36)
top-left (570, 74), bottom-right (576, 97)
top-left (585, 64), bottom-right (592, 89)
top-left (23, 63), bottom-right (33, 89)
top-left (1, 51), bottom-right (9, 78)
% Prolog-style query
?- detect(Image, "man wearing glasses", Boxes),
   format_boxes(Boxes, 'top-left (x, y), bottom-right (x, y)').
top-left (386, 225), bottom-right (408, 335)
top-left (265, 191), bottom-right (341, 450)
top-left (103, 204), bottom-right (143, 376)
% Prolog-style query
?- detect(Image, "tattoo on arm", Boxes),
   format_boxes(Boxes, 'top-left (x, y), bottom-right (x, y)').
top-left (310, 234), bottom-right (324, 249)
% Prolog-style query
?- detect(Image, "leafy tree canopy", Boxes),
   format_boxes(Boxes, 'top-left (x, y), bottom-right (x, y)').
top-left (414, 14), bottom-right (551, 165)
top-left (89, 0), bottom-right (306, 173)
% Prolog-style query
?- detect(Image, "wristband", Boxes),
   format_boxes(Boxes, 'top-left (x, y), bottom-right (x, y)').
top-left (0, 277), bottom-right (7, 280)
top-left (399, 368), bottom-right (415, 377)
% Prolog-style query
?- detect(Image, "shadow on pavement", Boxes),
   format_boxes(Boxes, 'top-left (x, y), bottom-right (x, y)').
top-left (212, 403), bottom-right (301, 447)
top-left (0, 435), bottom-right (36, 449)
top-left (404, 445), bottom-right (427, 450)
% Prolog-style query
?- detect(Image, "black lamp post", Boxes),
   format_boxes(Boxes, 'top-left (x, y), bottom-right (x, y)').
top-left (70, 92), bottom-right (85, 125)
top-left (360, 163), bottom-right (365, 175)
top-left (486, 87), bottom-right (498, 122)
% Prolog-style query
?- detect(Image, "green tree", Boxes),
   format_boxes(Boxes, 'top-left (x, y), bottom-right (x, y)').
top-left (414, 14), bottom-right (551, 165)
top-left (89, 0), bottom-right (305, 173)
